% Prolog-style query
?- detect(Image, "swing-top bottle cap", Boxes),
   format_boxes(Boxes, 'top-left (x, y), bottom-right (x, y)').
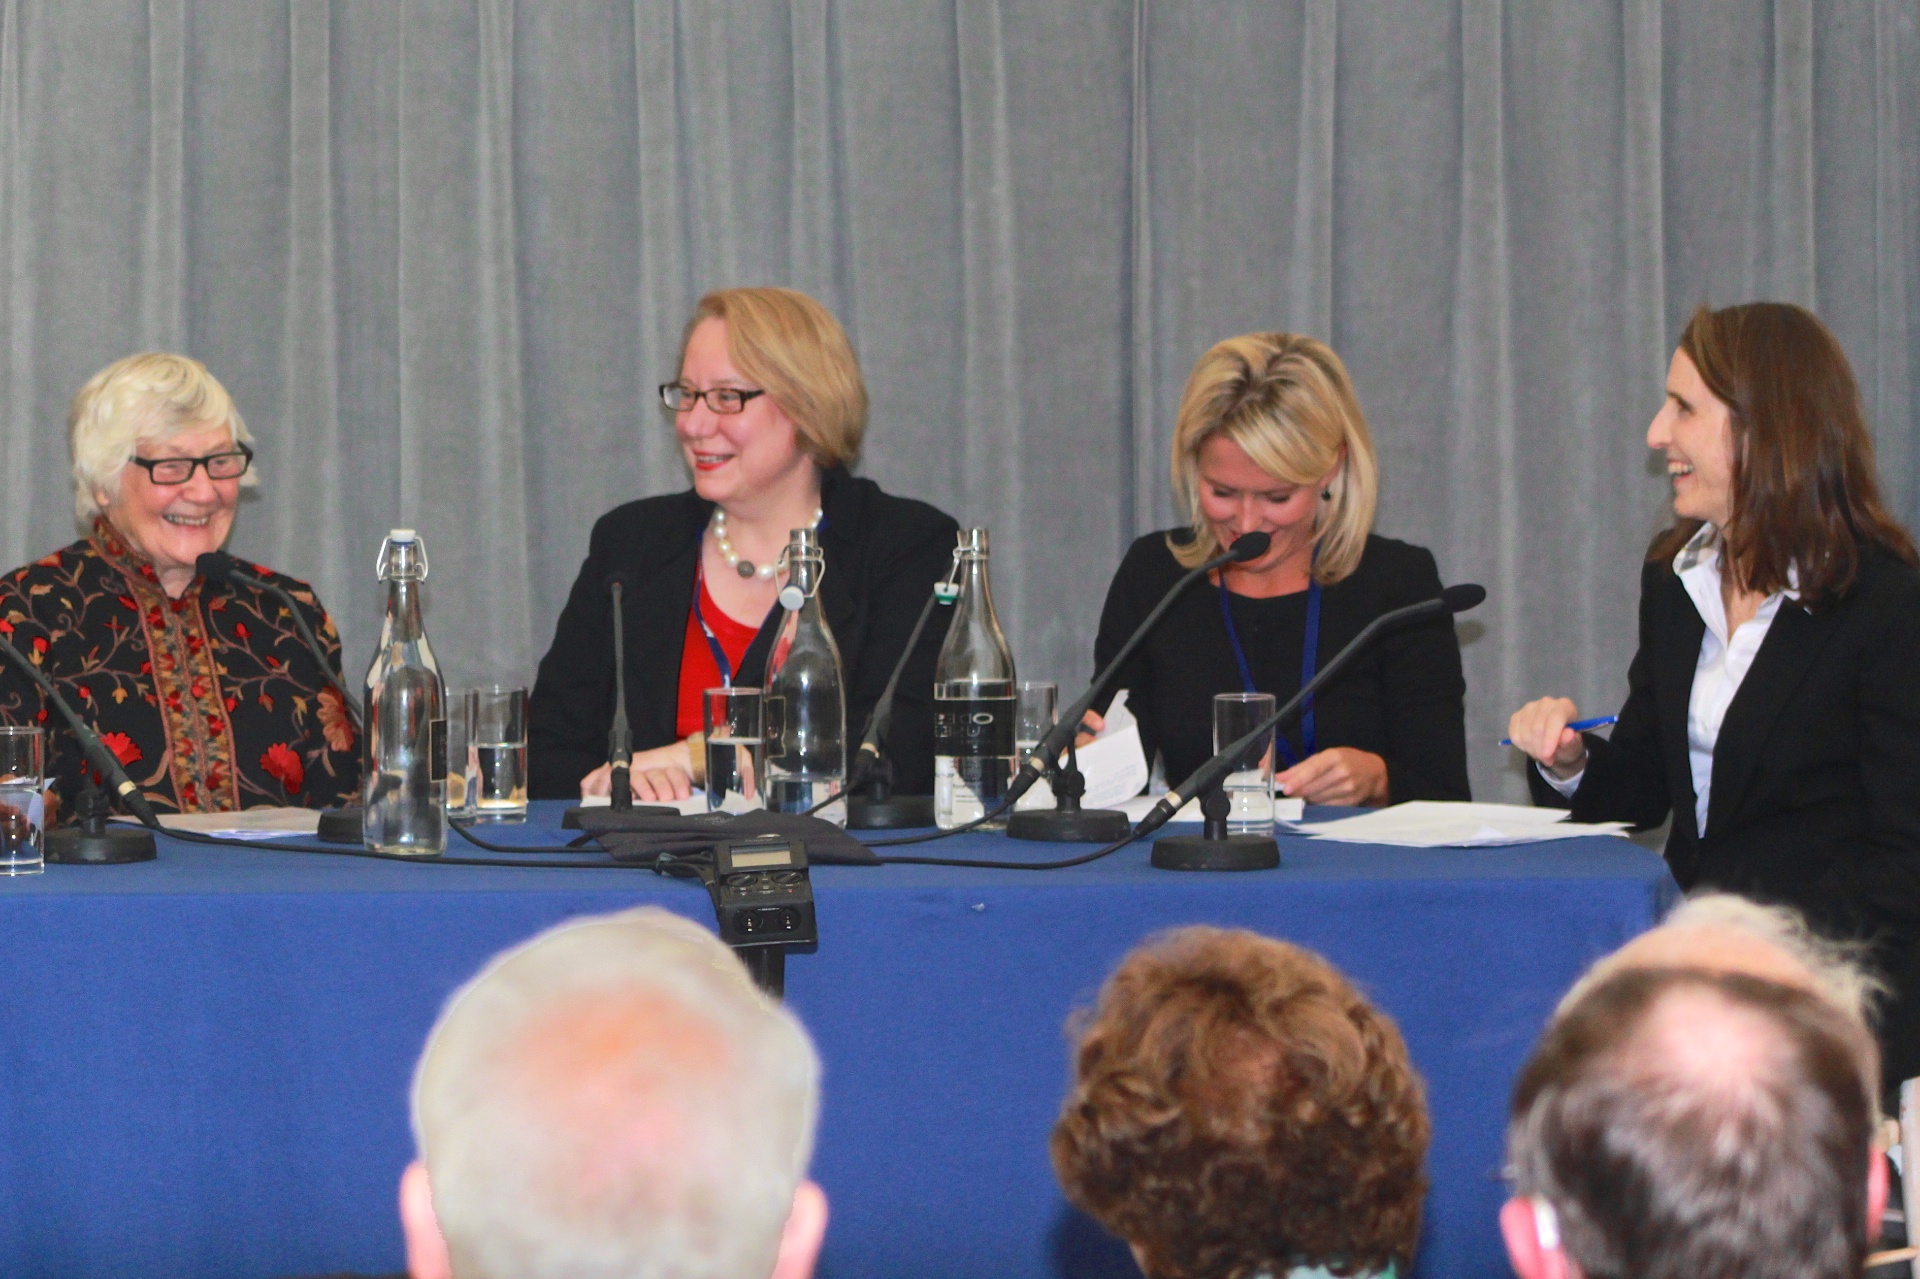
top-left (388, 528), bottom-right (418, 542)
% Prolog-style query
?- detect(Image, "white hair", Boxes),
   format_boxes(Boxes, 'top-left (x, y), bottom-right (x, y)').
top-left (411, 907), bottom-right (821, 1279)
top-left (68, 352), bottom-right (258, 530)
top-left (1559, 892), bottom-right (1887, 1029)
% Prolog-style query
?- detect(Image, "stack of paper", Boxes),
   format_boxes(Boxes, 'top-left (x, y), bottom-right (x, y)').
top-left (151, 806), bottom-right (323, 840)
top-left (1294, 801), bottom-right (1630, 847)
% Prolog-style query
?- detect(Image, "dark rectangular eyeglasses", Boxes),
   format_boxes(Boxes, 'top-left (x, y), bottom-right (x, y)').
top-left (129, 443), bottom-right (255, 485)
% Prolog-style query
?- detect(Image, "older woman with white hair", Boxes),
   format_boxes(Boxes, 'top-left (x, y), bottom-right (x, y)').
top-left (0, 352), bottom-right (358, 814)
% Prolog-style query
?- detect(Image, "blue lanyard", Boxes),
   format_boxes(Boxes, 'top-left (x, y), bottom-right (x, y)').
top-left (691, 563), bottom-right (734, 688)
top-left (1218, 569), bottom-right (1321, 767)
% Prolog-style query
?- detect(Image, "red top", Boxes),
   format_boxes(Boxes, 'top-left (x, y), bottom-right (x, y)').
top-left (675, 570), bottom-right (764, 739)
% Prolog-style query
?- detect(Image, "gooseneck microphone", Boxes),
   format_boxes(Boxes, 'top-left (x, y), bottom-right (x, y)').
top-left (606, 573), bottom-right (634, 810)
top-left (0, 631), bottom-right (160, 863)
top-left (559, 570), bottom-right (675, 833)
top-left (1140, 583), bottom-right (1486, 870)
top-left (196, 552), bottom-right (361, 730)
top-left (1001, 531), bottom-right (1271, 812)
top-left (842, 582), bottom-right (953, 830)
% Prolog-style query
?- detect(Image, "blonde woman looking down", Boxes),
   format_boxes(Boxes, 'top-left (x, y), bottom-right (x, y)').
top-left (1090, 333), bottom-right (1467, 807)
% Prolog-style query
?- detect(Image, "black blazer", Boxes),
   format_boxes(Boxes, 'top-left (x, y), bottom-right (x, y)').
top-left (1531, 549), bottom-right (1920, 941)
top-left (529, 467), bottom-right (960, 799)
top-left (1093, 531), bottom-right (1470, 801)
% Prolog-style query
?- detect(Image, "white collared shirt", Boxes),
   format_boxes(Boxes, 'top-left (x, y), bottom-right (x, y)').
top-left (1542, 525), bottom-right (1798, 837)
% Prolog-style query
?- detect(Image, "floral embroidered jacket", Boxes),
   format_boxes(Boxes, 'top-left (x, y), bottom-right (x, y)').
top-left (0, 522), bottom-right (360, 814)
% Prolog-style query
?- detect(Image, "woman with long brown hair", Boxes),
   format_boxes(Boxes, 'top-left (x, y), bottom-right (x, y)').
top-left (1508, 301), bottom-right (1920, 1083)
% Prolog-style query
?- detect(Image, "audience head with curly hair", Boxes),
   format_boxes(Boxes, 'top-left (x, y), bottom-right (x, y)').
top-left (1050, 926), bottom-right (1430, 1279)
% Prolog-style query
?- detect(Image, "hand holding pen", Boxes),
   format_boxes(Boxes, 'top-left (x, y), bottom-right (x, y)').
top-left (1503, 697), bottom-right (1615, 780)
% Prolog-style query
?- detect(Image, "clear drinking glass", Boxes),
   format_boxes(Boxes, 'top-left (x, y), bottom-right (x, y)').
top-left (470, 685), bottom-right (529, 820)
top-left (445, 688), bottom-right (480, 818)
top-left (0, 726), bottom-right (46, 876)
top-left (1013, 680), bottom-right (1058, 811)
top-left (1214, 692), bottom-right (1277, 836)
top-left (705, 687), bottom-right (765, 813)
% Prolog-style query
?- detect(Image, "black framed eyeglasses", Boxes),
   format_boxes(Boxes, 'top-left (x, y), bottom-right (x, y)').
top-left (659, 383), bottom-right (766, 415)
top-left (129, 442), bottom-right (255, 485)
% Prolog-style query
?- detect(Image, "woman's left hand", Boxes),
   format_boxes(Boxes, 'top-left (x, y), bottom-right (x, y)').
top-left (1276, 747), bottom-right (1389, 807)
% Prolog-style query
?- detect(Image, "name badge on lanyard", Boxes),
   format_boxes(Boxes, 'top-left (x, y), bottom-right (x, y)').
top-left (1218, 571), bottom-right (1321, 768)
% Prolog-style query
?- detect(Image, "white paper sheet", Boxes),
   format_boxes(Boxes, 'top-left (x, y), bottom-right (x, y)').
top-left (1293, 801), bottom-right (1630, 847)
top-left (1076, 690), bottom-right (1151, 811)
top-left (150, 806), bottom-right (323, 839)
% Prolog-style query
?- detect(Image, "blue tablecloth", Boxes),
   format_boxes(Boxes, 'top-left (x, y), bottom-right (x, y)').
top-left (0, 802), bottom-right (1677, 1279)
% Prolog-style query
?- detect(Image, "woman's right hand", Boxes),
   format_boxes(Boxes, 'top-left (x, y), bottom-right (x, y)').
top-left (578, 740), bottom-right (696, 802)
top-left (1506, 697), bottom-right (1589, 779)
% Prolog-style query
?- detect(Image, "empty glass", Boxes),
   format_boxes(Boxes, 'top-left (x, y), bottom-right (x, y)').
top-left (0, 726), bottom-right (46, 876)
top-left (705, 687), bottom-right (765, 812)
top-left (1214, 692), bottom-right (1277, 836)
top-left (1014, 680), bottom-right (1058, 811)
top-left (445, 688), bottom-right (479, 818)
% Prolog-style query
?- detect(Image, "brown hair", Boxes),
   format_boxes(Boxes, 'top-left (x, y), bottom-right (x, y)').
top-left (1650, 302), bottom-right (1917, 605)
top-left (1168, 333), bottom-right (1380, 583)
top-left (1507, 966), bottom-right (1877, 1279)
top-left (681, 287), bottom-right (867, 467)
top-left (1050, 927), bottom-right (1429, 1279)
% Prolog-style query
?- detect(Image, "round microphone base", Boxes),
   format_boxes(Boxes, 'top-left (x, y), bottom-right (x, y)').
top-left (317, 807), bottom-right (363, 844)
top-left (1006, 806), bottom-right (1130, 843)
top-left (1150, 833), bottom-right (1280, 872)
top-left (846, 794), bottom-right (935, 830)
top-left (45, 825), bottom-right (157, 864)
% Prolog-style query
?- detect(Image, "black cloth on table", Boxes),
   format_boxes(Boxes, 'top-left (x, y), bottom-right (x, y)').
top-left (529, 465), bottom-right (959, 800)
top-left (1092, 530), bottom-right (1470, 801)
top-left (1530, 546), bottom-right (1920, 1086)
top-left (0, 520), bottom-right (359, 815)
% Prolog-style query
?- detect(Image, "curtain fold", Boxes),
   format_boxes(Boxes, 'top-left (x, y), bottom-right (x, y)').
top-left (0, 0), bottom-right (1916, 806)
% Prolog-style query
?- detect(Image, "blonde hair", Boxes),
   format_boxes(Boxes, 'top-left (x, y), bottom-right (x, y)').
top-left (1168, 333), bottom-right (1379, 583)
top-left (681, 287), bottom-right (867, 467)
top-left (412, 906), bottom-right (820, 1279)
top-left (69, 352), bottom-right (256, 530)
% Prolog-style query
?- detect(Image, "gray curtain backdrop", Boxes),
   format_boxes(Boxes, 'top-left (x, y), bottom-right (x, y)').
top-left (0, 1), bottom-right (1915, 803)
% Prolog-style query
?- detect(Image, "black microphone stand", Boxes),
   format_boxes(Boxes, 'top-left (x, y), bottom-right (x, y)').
top-left (0, 633), bottom-right (158, 864)
top-left (845, 583), bottom-right (952, 830)
top-left (1005, 733), bottom-right (1129, 842)
top-left (1002, 533), bottom-right (1271, 843)
top-left (564, 574), bottom-right (675, 833)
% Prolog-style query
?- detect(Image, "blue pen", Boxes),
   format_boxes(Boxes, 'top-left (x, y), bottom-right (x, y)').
top-left (1498, 715), bottom-right (1617, 747)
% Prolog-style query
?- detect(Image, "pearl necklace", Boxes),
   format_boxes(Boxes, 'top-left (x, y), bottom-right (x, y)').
top-left (710, 507), bottom-right (824, 580)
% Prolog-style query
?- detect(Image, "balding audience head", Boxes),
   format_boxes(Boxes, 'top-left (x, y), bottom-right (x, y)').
top-left (398, 907), bottom-right (827, 1279)
top-left (1502, 967), bottom-right (1885, 1279)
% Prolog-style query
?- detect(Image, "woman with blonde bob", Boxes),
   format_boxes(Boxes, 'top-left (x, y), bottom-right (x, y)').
top-left (0, 352), bottom-right (359, 815)
top-left (530, 287), bottom-right (959, 801)
top-left (1092, 333), bottom-right (1467, 805)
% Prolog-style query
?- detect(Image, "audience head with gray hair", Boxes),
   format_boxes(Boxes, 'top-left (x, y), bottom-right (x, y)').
top-left (397, 906), bottom-right (828, 1279)
top-left (1501, 965), bottom-right (1885, 1279)
top-left (1557, 892), bottom-right (1886, 1099)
